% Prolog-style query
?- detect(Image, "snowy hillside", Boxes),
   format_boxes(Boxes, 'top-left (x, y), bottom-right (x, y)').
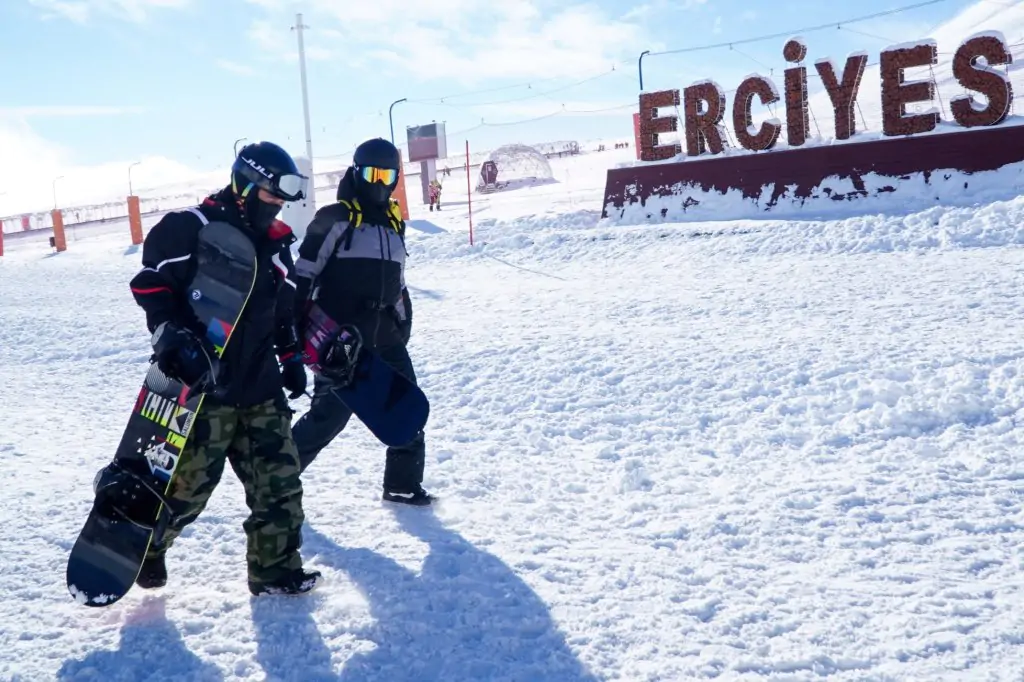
top-left (830, 0), bottom-right (1024, 133)
top-left (5, 130), bottom-right (1024, 680)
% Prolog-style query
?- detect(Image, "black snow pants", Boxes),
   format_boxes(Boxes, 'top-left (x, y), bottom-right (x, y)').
top-left (292, 343), bottom-right (425, 492)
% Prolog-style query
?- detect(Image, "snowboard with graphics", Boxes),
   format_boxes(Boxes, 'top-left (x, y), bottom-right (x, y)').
top-left (66, 220), bottom-right (258, 607)
top-left (302, 303), bottom-right (430, 447)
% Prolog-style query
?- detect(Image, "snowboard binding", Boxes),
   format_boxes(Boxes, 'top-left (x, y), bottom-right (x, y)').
top-left (320, 325), bottom-right (364, 388)
top-left (92, 461), bottom-right (176, 544)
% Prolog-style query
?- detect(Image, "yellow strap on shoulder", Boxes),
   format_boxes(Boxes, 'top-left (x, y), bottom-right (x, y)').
top-left (387, 199), bottom-right (404, 234)
top-left (338, 198), bottom-right (363, 228)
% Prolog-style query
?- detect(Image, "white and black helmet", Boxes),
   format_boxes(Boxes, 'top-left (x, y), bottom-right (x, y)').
top-left (231, 141), bottom-right (308, 203)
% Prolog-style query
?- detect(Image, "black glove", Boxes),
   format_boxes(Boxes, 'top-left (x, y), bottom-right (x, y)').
top-left (151, 322), bottom-right (215, 388)
top-left (281, 357), bottom-right (307, 399)
top-left (275, 323), bottom-right (307, 399)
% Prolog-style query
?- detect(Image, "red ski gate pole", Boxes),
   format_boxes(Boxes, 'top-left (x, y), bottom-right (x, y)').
top-left (465, 139), bottom-right (473, 246)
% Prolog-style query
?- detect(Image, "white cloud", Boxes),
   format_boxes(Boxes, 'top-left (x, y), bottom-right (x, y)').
top-left (215, 59), bottom-right (258, 77)
top-left (0, 118), bottom-right (214, 216)
top-left (246, 18), bottom-right (336, 62)
top-left (275, 0), bottom-right (653, 84)
top-left (0, 105), bottom-right (146, 117)
top-left (28, 0), bottom-right (191, 23)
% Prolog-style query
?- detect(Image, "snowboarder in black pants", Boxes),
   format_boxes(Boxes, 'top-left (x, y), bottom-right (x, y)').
top-left (292, 137), bottom-right (433, 506)
top-left (123, 141), bottom-right (322, 595)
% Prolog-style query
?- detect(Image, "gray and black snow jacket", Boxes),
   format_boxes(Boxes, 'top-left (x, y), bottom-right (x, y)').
top-left (294, 176), bottom-right (412, 348)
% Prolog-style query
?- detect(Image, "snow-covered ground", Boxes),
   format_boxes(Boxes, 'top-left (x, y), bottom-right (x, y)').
top-left (4, 134), bottom-right (1024, 681)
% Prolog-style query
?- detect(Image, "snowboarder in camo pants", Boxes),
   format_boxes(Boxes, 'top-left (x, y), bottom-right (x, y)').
top-left (124, 141), bottom-right (321, 596)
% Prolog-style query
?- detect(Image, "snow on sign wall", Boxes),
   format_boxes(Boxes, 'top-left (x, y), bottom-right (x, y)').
top-left (610, 31), bottom-right (1019, 222)
top-left (603, 123), bottom-right (1024, 224)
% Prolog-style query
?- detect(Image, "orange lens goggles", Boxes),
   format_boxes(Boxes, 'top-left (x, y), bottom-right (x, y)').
top-left (360, 166), bottom-right (397, 185)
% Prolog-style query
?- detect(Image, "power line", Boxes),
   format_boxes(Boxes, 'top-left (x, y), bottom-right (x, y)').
top-left (414, 68), bottom-right (622, 109)
top-left (311, 101), bottom-right (636, 161)
top-left (648, 0), bottom-right (954, 57)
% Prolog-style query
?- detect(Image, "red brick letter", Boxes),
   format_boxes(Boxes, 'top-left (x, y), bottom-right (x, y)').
top-left (783, 38), bottom-right (809, 147)
top-left (638, 90), bottom-right (682, 162)
top-left (732, 75), bottom-right (781, 151)
top-left (684, 80), bottom-right (727, 156)
top-left (952, 33), bottom-right (1013, 128)
top-left (815, 53), bottom-right (868, 140)
top-left (880, 41), bottom-right (939, 137)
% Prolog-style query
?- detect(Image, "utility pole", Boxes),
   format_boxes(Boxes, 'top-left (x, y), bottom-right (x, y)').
top-left (291, 13), bottom-right (314, 168)
top-left (128, 161), bottom-right (141, 196)
top-left (53, 175), bottom-right (64, 210)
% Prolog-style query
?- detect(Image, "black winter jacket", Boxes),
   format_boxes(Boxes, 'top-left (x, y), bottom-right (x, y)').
top-left (294, 170), bottom-right (412, 349)
top-left (129, 190), bottom-right (299, 407)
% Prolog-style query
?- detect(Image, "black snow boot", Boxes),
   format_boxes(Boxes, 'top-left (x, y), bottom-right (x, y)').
top-left (249, 568), bottom-right (323, 597)
top-left (382, 485), bottom-right (434, 507)
top-left (136, 554), bottom-right (167, 589)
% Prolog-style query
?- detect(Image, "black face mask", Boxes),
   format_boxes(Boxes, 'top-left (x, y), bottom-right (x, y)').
top-left (246, 195), bottom-right (282, 233)
top-left (355, 177), bottom-right (394, 207)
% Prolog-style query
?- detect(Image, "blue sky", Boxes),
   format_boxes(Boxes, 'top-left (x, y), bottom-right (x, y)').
top-left (0, 0), bottom-right (1002, 209)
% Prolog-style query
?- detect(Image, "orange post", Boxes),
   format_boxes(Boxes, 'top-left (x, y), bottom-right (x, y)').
top-left (128, 195), bottom-right (143, 245)
top-left (392, 166), bottom-right (410, 221)
top-left (51, 209), bottom-right (67, 252)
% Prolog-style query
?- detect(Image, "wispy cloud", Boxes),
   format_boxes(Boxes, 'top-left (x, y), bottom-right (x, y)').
top-left (0, 105), bottom-right (146, 117)
top-left (246, 18), bottom-right (336, 62)
top-left (251, 1), bottom-right (654, 85)
top-left (215, 59), bottom-right (258, 77)
top-left (28, 0), bottom-right (192, 23)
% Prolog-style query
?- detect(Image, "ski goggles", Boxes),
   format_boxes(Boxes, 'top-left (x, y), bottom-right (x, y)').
top-left (268, 173), bottom-right (308, 202)
top-left (358, 165), bottom-right (398, 185)
top-left (235, 156), bottom-right (308, 202)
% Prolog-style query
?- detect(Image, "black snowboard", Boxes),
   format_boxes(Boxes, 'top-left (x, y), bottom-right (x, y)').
top-left (66, 220), bottom-right (258, 607)
top-left (302, 303), bottom-right (430, 447)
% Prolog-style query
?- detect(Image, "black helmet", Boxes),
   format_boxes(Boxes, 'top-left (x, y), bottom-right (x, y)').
top-left (350, 138), bottom-right (401, 206)
top-left (231, 141), bottom-right (307, 231)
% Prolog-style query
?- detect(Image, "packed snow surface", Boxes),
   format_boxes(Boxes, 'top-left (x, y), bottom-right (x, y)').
top-left (4, 143), bottom-right (1024, 681)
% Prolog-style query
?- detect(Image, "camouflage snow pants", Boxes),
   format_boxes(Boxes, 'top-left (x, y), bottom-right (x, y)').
top-left (148, 398), bottom-right (305, 584)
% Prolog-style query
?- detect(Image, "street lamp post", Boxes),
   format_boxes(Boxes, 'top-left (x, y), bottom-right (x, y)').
top-left (638, 50), bottom-right (651, 91)
top-left (389, 98), bottom-right (407, 145)
top-left (234, 137), bottom-right (247, 156)
top-left (128, 161), bottom-right (141, 196)
top-left (52, 175), bottom-right (64, 210)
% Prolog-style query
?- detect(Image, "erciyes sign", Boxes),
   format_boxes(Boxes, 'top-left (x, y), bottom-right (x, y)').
top-left (639, 31), bottom-right (1014, 162)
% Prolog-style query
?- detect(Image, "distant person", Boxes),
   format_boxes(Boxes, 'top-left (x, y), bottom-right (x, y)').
top-left (291, 137), bottom-right (433, 506)
top-left (429, 179), bottom-right (442, 212)
top-left (110, 141), bottom-right (321, 596)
